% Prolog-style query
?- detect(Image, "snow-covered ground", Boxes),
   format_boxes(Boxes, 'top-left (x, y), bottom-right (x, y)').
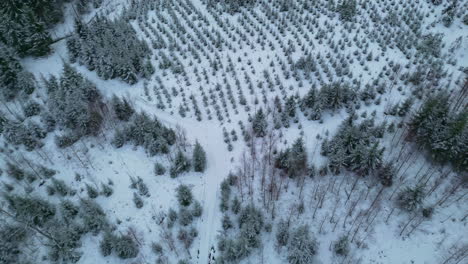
top-left (2, 0), bottom-right (467, 263)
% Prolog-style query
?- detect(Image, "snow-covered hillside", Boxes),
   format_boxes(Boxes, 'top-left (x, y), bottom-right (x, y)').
top-left (0, 0), bottom-right (467, 264)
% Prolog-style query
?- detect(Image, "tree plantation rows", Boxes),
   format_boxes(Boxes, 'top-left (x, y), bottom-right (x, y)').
top-left (0, 0), bottom-right (467, 264)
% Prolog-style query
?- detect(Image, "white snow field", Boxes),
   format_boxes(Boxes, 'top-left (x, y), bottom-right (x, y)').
top-left (1, 0), bottom-right (466, 264)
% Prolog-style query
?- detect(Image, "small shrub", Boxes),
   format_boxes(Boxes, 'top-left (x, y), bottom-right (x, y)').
top-left (151, 242), bottom-right (163, 255)
top-left (334, 236), bottom-right (349, 256)
top-left (422, 207), bottom-right (434, 218)
top-left (101, 183), bottom-right (113, 197)
top-left (276, 219), bottom-right (289, 247)
top-left (113, 235), bottom-right (139, 259)
top-left (176, 184), bottom-right (193, 207)
top-left (222, 214), bottom-right (232, 230)
top-left (86, 184), bottom-right (99, 199)
top-left (397, 185), bottom-right (424, 212)
top-left (133, 193), bottom-right (144, 208)
top-left (155, 162), bottom-right (166, 175)
top-left (191, 200), bottom-right (203, 217)
top-left (179, 207), bottom-right (193, 226)
top-left (100, 232), bottom-right (116, 256)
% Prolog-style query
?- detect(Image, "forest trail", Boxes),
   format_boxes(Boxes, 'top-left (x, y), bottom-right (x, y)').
top-left (137, 99), bottom-right (229, 264)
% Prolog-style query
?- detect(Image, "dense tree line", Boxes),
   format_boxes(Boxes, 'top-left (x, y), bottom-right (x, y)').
top-left (1, 192), bottom-right (119, 263)
top-left (44, 64), bottom-right (104, 146)
top-left (75, 0), bottom-right (104, 14)
top-left (337, 0), bottom-right (357, 21)
top-left (321, 116), bottom-right (387, 178)
top-left (0, 0), bottom-right (66, 56)
top-left (217, 204), bottom-right (264, 262)
top-left (0, 44), bottom-right (36, 100)
top-left (3, 120), bottom-right (46, 151)
top-left (208, 0), bottom-right (257, 13)
top-left (408, 92), bottom-right (467, 171)
top-left (67, 17), bottom-right (154, 84)
top-left (301, 82), bottom-right (358, 120)
top-left (112, 113), bottom-right (176, 156)
top-left (275, 138), bottom-right (308, 178)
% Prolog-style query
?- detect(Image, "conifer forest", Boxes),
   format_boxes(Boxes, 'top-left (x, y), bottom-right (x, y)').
top-left (0, 0), bottom-right (467, 263)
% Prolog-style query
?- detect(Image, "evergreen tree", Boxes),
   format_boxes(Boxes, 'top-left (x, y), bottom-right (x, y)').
top-left (113, 235), bottom-right (139, 259)
top-left (285, 96), bottom-right (297, 118)
top-left (333, 236), bottom-right (349, 256)
top-left (377, 162), bottom-right (395, 187)
top-left (133, 192), bottom-right (143, 208)
top-left (79, 199), bottom-right (109, 234)
top-left (231, 196), bottom-right (241, 214)
top-left (86, 184), bottom-right (99, 199)
top-left (192, 141), bottom-right (207, 172)
top-left (222, 214), bottom-right (233, 230)
top-left (397, 185), bottom-right (424, 212)
top-left (252, 108), bottom-right (267, 137)
top-left (113, 112), bottom-right (176, 156)
top-left (337, 0), bottom-right (357, 21)
top-left (0, 224), bottom-right (29, 264)
top-left (238, 204), bottom-right (264, 249)
top-left (47, 64), bottom-right (103, 138)
top-left (178, 207), bottom-right (194, 226)
top-left (323, 117), bottom-right (385, 175)
top-left (111, 95), bottom-right (134, 121)
top-left (275, 138), bottom-right (307, 178)
top-left (154, 162), bottom-right (166, 176)
top-left (287, 225), bottom-right (318, 264)
top-left (220, 179), bottom-right (231, 212)
top-left (276, 219), bottom-right (290, 247)
top-left (0, 0), bottom-right (54, 56)
top-left (302, 85), bottom-right (318, 109)
top-left (4, 194), bottom-right (56, 227)
top-left (66, 16), bottom-right (152, 83)
top-left (176, 184), bottom-right (193, 207)
top-left (191, 200), bottom-right (203, 217)
top-left (0, 44), bottom-right (36, 100)
top-left (409, 93), bottom-right (467, 171)
top-left (170, 150), bottom-right (191, 178)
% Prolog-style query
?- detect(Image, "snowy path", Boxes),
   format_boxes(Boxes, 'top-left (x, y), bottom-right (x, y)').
top-left (137, 99), bottom-right (230, 264)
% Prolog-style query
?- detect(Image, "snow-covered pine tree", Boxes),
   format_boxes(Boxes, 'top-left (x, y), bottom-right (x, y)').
top-left (252, 108), bottom-right (267, 137)
top-left (0, 44), bottom-right (36, 100)
top-left (47, 64), bottom-right (103, 139)
top-left (111, 95), bottom-right (135, 122)
top-left (192, 141), bottom-right (207, 172)
top-left (170, 151), bottom-right (191, 178)
top-left (0, 0), bottom-right (55, 56)
top-left (176, 184), bottom-right (193, 207)
top-left (67, 16), bottom-right (152, 83)
top-left (287, 225), bottom-right (318, 264)
top-left (276, 219), bottom-right (290, 247)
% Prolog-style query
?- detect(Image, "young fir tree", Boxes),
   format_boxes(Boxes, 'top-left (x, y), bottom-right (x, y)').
top-left (170, 150), bottom-right (191, 178)
top-left (176, 184), bottom-right (193, 207)
top-left (192, 141), bottom-right (207, 172)
top-left (111, 95), bottom-right (134, 121)
top-left (252, 108), bottom-right (267, 137)
top-left (287, 225), bottom-right (318, 264)
top-left (276, 219), bottom-right (290, 247)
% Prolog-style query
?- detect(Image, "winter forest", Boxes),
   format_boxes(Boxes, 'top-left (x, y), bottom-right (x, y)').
top-left (0, 0), bottom-right (467, 263)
